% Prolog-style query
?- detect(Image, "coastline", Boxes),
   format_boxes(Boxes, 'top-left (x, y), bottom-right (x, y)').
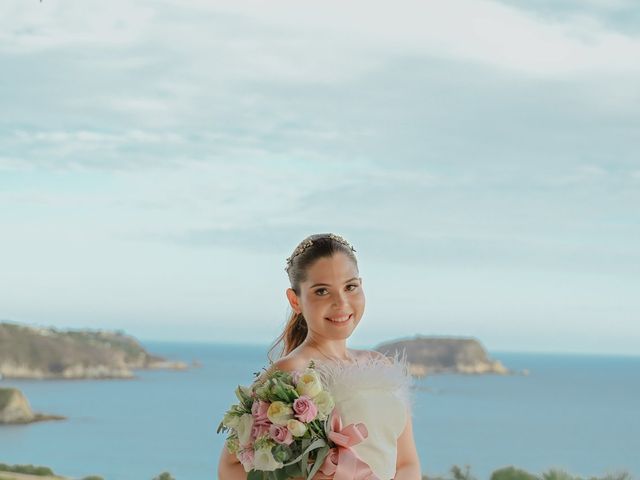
top-left (0, 473), bottom-right (69, 480)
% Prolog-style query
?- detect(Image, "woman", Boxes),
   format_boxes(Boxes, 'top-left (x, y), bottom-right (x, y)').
top-left (218, 233), bottom-right (421, 479)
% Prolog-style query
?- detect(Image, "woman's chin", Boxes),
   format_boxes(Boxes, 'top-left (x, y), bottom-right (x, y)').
top-left (323, 316), bottom-right (358, 337)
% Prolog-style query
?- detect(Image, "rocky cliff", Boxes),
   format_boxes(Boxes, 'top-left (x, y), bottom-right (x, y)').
top-left (0, 321), bottom-right (188, 379)
top-left (375, 335), bottom-right (510, 376)
top-left (0, 387), bottom-right (65, 424)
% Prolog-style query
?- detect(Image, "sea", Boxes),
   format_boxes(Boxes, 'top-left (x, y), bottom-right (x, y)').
top-left (0, 342), bottom-right (638, 480)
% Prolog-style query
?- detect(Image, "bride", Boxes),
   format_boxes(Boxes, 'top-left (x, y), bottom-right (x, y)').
top-left (218, 233), bottom-right (421, 479)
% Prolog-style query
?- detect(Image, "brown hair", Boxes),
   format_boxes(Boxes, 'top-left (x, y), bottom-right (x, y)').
top-left (267, 233), bottom-right (358, 363)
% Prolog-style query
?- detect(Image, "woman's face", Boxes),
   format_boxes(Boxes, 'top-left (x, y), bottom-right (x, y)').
top-left (287, 252), bottom-right (365, 341)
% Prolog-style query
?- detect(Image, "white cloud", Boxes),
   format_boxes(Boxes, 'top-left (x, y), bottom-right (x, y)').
top-left (538, 164), bottom-right (610, 186)
top-left (2, 129), bottom-right (190, 170)
top-left (4, 0), bottom-right (640, 80)
top-left (11, 128), bottom-right (167, 148)
top-left (579, 0), bottom-right (635, 8)
top-left (0, 1), bottom-right (154, 53)
top-left (197, 0), bottom-right (640, 78)
top-left (0, 156), bottom-right (34, 172)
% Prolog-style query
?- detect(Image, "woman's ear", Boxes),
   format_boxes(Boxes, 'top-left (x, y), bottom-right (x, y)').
top-left (286, 288), bottom-right (302, 314)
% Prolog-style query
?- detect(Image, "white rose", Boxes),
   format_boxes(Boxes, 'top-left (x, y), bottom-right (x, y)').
top-left (286, 419), bottom-right (307, 437)
top-left (295, 370), bottom-right (322, 398)
top-left (312, 390), bottom-right (335, 420)
top-left (267, 401), bottom-right (294, 426)
top-left (236, 413), bottom-right (254, 447)
top-left (253, 446), bottom-right (283, 472)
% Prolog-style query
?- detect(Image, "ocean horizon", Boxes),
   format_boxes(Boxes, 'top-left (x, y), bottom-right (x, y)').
top-left (1, 341), bottom-right (638, 479)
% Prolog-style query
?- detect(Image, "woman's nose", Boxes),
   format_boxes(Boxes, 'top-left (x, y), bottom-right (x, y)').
top-left (332, 291), bottom-right (349, 307)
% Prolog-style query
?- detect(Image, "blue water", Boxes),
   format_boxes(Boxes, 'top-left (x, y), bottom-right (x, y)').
top-left (1, 343), bottom-right (638, 480)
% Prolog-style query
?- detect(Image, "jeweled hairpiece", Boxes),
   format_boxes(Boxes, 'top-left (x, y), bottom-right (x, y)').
top-left (284, 233), bottom-right (356, 272)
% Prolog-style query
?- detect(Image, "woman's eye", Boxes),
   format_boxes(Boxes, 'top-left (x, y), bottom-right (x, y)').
top-left (315, 284), bottom-right (358, 296)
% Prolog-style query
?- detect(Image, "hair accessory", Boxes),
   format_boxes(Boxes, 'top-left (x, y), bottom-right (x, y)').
top-left (285, 233), bottom-right (356, 272)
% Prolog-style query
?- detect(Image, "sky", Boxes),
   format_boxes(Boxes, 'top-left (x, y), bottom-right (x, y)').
top-left (1, 0), bottom-right (639, 355)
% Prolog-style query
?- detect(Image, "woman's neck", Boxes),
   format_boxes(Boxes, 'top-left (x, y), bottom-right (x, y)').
top-left (302, 336), bottom-right (354, 362)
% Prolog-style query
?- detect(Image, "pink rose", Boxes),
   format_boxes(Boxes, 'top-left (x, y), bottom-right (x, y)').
top-left (238, 448), bottom-right (255, 472)
top-left (269, 423), bottom-right (294, 445)
top-left (251, 423), bottom-right (270, 440)
top-left (293, 395), bottom-right (318, 423)
top-left (319, 447), bottom-right (339, 476)
top-left (252, 400), bottom-right (270, 425)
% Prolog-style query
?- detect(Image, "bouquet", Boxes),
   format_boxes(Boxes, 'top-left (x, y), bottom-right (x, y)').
top-left (217, 360), bottom-right (378, 480)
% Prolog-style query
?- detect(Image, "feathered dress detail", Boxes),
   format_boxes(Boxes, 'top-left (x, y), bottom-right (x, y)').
top-left (311, 350), bottom-right (414, 480)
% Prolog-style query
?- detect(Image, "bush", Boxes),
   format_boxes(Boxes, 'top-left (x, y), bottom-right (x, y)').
top-left (590, 473), bottom-right (633, 480)
top-left (492, 466), bottom-right (539, 480)
top-left (423, 466), bottom-right (634, 480)
top-left (451, 465), bottom-right (477, 480)
top-left (82, 476), bottom-right (105, 480)
top-left (0, 463), bottom-right (55, 476)
top-left (542, 470), bottom-right (579, 480)
top-left (152, 473), bottom-right (176, 480)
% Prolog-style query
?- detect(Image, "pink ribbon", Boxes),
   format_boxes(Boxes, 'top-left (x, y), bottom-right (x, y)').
top-left (319, 409), bottom-right (380, 480)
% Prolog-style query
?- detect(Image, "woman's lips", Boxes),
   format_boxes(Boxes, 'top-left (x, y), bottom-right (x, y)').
top-left (325, 313), bottom-right (353, 324)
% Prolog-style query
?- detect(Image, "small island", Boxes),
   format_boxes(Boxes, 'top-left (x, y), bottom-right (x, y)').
top-left (0, 321), bottom-right (188, 380)
top-left (375, 335), bottom-right (511, 376)
top-left (0, 387), bottom-right (65, 425)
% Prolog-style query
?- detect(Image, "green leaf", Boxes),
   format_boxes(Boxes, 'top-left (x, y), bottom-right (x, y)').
top-left (285, 384), bottom-right (300, 401)
top-left (282, 438), bottom-right (326, 467)
top-left (273, 448), bottom-right (288, 463)
top-left (247, 470), bottom-right (262, 480)
top-left (216, 421), bottom-right (227, 434)
top-left (273, 383), bottom-right (289, 401)
top-left (302, 448), bottom-right (310, 476)
top-left (307, 445), bottom-right (329, 480)
top-left (283, 463), bottom-right (303, 479)
top-left (299, 436), bottom-right (311, 472)
top-left (274, 467), bottom-right (291, 480)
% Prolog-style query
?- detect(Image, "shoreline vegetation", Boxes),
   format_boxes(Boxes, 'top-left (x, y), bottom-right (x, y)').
top-left (375, 335), bottom-right (527, 376)
top-left (0, 463), bottom-right (633, 480)
top-left (0, 321), bottom-right (190, 381)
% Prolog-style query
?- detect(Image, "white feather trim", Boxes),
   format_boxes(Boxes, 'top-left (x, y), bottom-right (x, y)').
top-left (311, 349), bottom-right (415, 414)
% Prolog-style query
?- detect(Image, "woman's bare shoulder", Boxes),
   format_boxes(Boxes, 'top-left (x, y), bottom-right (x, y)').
top-left (271, 356), bottom-right (308, 372)
top-left (254, 358), bottom-right (298, 385)
top-left (268, 351), bottom-right (314, 374)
